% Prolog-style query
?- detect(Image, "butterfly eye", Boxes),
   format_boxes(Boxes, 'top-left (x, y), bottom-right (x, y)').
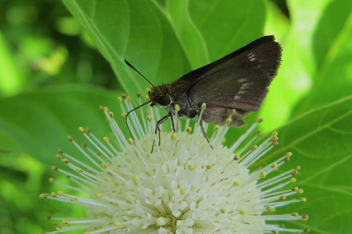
top-left (158, 95), bottom-right (171, 106)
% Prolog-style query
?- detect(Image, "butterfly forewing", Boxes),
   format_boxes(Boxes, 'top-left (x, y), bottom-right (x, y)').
top-left (189, 67), bottom-right (271, 111)
top-left (181, 35), bottom-right (281, 112)
top-left (173, 35), bottom-right (281, 88)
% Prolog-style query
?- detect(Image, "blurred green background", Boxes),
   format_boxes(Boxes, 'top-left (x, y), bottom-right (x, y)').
top-left (1, 0), bottom-right (352, 233)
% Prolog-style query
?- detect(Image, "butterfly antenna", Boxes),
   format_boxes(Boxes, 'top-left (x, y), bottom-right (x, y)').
top-left (125, 101), bottom-right (151, 140)
top-left (125, 59), bottom-right (155, 88)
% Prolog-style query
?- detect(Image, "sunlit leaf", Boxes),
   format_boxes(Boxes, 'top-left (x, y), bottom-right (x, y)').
top-left (257, 96), bottom-right (352, 233)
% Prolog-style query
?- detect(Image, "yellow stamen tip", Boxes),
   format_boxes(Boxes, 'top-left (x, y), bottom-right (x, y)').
top-left (39, 193), bottom-right (48, 199)
top-left (256, 118), bottom-right (263, 123)
top-left (214, 125), bottom-right (220, 132)
top-left (171, 133), bottom-right (177, 140)
top-left (103, 137), bottom-right (109, 143)
top-left (146, 115), bottom-right (153, 122)
top-left (260, 171), bottom-right (266, 178)
top-left (188, 164), bottom-right (196, 171)
top-left (302, 214), bottom-right (309, 221)
top-left (174, 104), bottom-right (180, 112)
top-left (133, 176), bottom-right (139, 185)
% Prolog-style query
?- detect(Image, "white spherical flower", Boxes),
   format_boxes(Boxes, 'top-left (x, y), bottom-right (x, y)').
top-left (41, 95), bottom-right (309, 234)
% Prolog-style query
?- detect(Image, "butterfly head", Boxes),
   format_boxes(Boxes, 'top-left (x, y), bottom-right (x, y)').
top-left (149, 85), bottom-right (172, 107)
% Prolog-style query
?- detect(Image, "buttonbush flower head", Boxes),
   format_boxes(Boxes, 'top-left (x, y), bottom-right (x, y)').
top-left (41, 94), bottom-right (309, 234)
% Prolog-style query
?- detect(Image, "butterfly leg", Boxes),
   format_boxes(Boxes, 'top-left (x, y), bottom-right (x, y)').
top-left (151, 115), bottom-right (171, 153)
top-left (170, 114), bottom-right (176, 132)
top-left (154, 115), bottom-right (170, 134)
top-left (199, 119), bottom-right (213, 149)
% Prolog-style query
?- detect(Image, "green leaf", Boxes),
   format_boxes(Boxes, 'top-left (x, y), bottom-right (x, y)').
top-left (188, 0), bottom-right (266, 61)
top-left (0, 86), bottom-right (122, 165)
top-left (62, 0), bottom-right (267, 102)
top-left (260, 0), bottom-right (331, 132)
top-left (62, 0), bottom-right (191, 98)
top-left (0, 31), bottom-right (25, 96)
top-left (164, 0), bottom-right (210, 68)
top-left (257, 96), bottom-right (352, 233)
top-left (293, 0), bottom-right (352, 116)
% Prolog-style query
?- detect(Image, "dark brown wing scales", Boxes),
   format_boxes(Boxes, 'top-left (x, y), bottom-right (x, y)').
top-left (187, 36), bottom-right (281, 112)
top-left (173, 35), bottom-right (281, 87)
top-left (189, 67), bottom-right (271, 111)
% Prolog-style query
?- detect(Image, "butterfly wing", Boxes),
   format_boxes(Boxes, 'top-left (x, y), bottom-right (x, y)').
top-left (185, 36), bottom-right (282, 112)
top-left (172, 35), bottom-right (281, 89)
top-left (189, 67), bottom-right (272, 111)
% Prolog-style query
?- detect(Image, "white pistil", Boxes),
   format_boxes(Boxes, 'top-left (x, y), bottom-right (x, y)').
top-left (51, 178), bottom-right (91, 194)
top-left (52, 166), bottom-right (96, 186)
top-left (239, 135), bottom-right (274, 167)
top-left (258, 169), bottom-right (298, 190)
top-left (138, 93), bottom-right (148, 133)
top-left (60, 147), bottom-right (99, 174)
top-left (125, 97), bottom-right (145, 138)
top-left (194, 103), bottom-right (206, 135)
top-left (84, 131), bottom-right (114, 162)
top-left (101, 106), bottom-right (127, 148)
top-left (230, 118), bottom-right (262, 152)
